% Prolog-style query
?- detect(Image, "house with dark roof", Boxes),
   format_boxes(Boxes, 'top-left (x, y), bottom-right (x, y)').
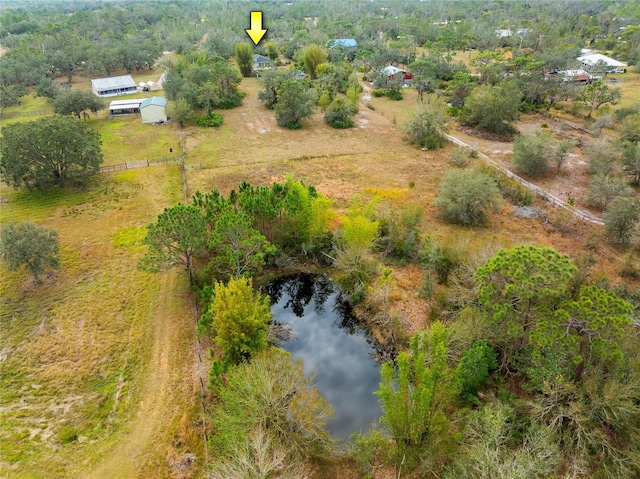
top-left (253, 54), bottom-right (272, 71)
top-left (91, 75), bottom-right (137, 98)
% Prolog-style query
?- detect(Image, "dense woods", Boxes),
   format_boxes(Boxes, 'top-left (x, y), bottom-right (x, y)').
top-left (1, 1), bottom-right (639, 478)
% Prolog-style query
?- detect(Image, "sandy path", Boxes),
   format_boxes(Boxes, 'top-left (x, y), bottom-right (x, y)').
top-left (80, 270), bottom-right (197, 479)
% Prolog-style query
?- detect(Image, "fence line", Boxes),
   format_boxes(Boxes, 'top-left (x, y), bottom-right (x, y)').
top-left (0, 109), bottom-right (53, 120)
top-left (442, 132), bottom-right (605, 226)
top-left (98, 155), bottom-right (181, 173)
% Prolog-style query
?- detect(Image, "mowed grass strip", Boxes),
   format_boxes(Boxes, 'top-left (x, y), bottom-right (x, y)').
top-left (94, 116), bottom-right (181, 167)
top-left (0, 165), bottom-right (190, 478)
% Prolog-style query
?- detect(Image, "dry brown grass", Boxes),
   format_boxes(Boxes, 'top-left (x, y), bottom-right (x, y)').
top-left (183, 75), bottom-right (638, 330)
top-left (2, 62), bottom-right (637, 479)
top-left (0, 165), bottom-right (201, 479)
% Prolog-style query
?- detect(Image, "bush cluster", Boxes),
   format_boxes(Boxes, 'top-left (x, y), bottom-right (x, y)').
top-left (196, 112), bottom-right (224, 127)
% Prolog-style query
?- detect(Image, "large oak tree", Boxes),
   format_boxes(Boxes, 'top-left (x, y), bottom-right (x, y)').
top-left (0, 115), bottom-right (103, 189)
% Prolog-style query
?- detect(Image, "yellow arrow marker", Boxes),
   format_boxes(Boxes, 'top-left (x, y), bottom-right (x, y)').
top-left (245, 11), bottom-right (267, 45)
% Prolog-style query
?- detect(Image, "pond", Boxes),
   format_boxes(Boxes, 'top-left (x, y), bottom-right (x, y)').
top-left (264, 273), bottom-right (383, 441)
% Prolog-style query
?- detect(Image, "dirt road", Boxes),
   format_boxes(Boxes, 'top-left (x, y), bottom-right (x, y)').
top-left (79, 270), bottom-right (198, 479)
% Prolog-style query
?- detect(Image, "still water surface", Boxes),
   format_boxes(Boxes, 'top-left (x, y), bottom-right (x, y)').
top-left (265, 274), bottom-right (382, 441)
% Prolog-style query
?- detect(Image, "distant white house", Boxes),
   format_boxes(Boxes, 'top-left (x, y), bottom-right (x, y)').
top-left (577, 53), bottom-right (627, 73)
top-left (140, 96), bottom-right (168, 124)
top-left (495, 28), bottom-right (528, 38)
top-left (91, 75), bottom-right (137, 98)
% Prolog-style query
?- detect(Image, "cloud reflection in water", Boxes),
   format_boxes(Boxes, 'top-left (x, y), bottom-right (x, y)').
top-left (267, 274), bottom-right (382, 441)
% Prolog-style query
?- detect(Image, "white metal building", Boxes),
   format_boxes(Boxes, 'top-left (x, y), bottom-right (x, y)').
top-left (108, 99), bottom-right (143, 115)
top-left (91, 75), bottom-right (138, 98)
top-left (140, 96), bottom-right (168, 124)
top-left (577, 53), bottom-right (627, 73)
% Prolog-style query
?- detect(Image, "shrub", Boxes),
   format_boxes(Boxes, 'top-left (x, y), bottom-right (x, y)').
top-left (371, 89), bottom-right (386, 98)
top-left (435, 169), bottom-right (502, 225)
top-left (349, 428), bottom-right (389, 477)
top-left (385, 89), bottom-right (403, 101)
top-left (209, 349), bottom-right (332, 457)
top-left (456, 341), bottom-right (497, 400)
top-left (324, 97), bottom-right (357, 128)
top-left (512, 130), bottom-right (549, 176)
top-left (196, 112), bottom-right (224, 127)
top-left (585, 139), bottom-right (620, 176)
top-left (585, 173), bottom-right (630, 210)
top-left (614, 103), bottom-right (640, 122)
top-left (604, 197), bottom-right (640, 242)
top-left (442, 402), bottom-right (561, 479)
top-left (449, 147), bottom-right (470, 168)
top-left (459, 82), bottom-right (521, 134)
top-left (334, 246), bottom-right (378, 303)
top-left (419, 239), bottom-right (464, 285)
top-left (403, 95), bottom-right (449, 150)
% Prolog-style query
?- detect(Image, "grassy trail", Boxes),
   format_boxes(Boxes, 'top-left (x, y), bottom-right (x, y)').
top-left (80, 269), bottom-right (198, 479)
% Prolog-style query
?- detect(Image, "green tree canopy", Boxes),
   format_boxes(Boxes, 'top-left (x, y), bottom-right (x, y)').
top-left (200, 277), bottom-right (271, 365)
top-left (168, 98), bottom-right (194, 127)
top-left (578, 81), bottom-right (621, 118)
top-left (138, 203), bottom-right (206, 280)
top-left (0, 115), bottom-right (103, 189)
top-left (208, 208), bottom-right (275, 280)
top-left (475, 245), bottom-right (577, 371)
top-left (235, 42), bottom-right (253, 77)
top-left (459, 82), bottom-right (521, 134)
top-left (274, 79), bottom-right (317, 129)
top-left (257, 69), bottom-right (295, 110)
top-left (376, 322), bottom-right (457, 466)
top-left (535, 285), bottom-right (632, 383)
top-left (301, 44), bottom-right (328, 80)
top-left (52, 89), bottom-right (104, 119)
top-left (0, 222), bottom-right (60, 284)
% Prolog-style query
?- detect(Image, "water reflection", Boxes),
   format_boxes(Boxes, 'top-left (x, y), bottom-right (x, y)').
top-left (265, 274), bottom-right (382, 441)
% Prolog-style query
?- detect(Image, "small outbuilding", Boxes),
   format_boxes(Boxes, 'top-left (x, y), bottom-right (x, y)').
top-left (140, 96), bottom-right (168, 124)
top-left (381, 65), bottom-right (413, 85)
top-left (108, 99), bottom-right (143, 116)
top-left (92, 75), bottom-right (138, 98)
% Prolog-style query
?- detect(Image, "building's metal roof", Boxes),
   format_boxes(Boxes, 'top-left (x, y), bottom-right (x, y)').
top-left (331, 38), bottom-right (358, 48)
top-left (577, 53), bottom-right (626, 68)
top-left (91, 75), bottom-right (137, 91)
top-left (381, 65), bottom-right (406, 76)
top-left (140, 96), bottom-right (168, 108)
top-left (108, 99), bottom-right (143, 109)
top-left (253, 54), bottom-right (271, 63)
